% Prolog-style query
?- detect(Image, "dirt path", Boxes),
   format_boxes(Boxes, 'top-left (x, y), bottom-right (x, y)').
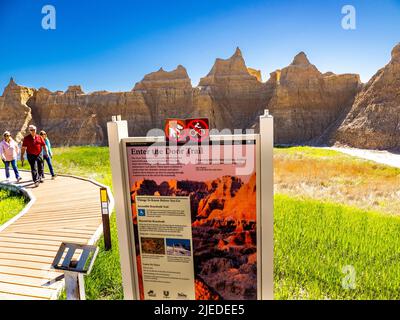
top-left (328, 147), bottom-right (400, 169)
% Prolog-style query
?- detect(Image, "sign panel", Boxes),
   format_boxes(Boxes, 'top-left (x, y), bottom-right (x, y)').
top-left (125, 138), bottom-right (259, 300)
top-left (135, 196), bottom-right (195, 300)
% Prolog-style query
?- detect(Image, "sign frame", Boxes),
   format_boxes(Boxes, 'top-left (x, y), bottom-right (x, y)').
top-left (107, 110), bottom-right (273, 300)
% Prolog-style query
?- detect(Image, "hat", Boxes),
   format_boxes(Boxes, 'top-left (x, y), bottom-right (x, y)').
top-left (28, 125), bottom-right (37, 131)
top-left (39, 130), bottom-right (47, 135)
top-left (3, 131), bottom-right (10, 137)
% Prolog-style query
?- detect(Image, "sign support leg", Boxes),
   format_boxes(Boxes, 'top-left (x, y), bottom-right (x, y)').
top-left (107, 117), bottom-right (136, 300)
top-left (260, 109), bottom-right (274, 300)
top-left (65, 271), bottom-right (86, 300)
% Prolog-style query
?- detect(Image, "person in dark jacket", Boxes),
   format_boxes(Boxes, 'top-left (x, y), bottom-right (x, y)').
top-left (21, 125), bottom-right (48, 187)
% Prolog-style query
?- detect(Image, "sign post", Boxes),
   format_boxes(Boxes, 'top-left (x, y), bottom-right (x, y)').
top-left (259, 109), bottom-right (274, 300)
top-left (107, 116), bottom-right (137, 300)
top-left (52, 242), bottom-right (99, 300)
top-left (100, 187), bottom-right (112, 251)
top-left (107, 111), bottom-right (274, 300)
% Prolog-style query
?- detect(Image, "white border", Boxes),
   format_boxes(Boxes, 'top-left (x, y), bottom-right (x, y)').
top-left (121, 134), bottom-right (262, 300)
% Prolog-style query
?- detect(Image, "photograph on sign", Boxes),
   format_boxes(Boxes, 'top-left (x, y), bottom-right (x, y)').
top-left (125, 138), bottom-right (259, 300)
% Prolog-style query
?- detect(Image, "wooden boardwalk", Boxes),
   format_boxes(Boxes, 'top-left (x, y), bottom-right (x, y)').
top-left (0, 169), bottom-right (113, 300)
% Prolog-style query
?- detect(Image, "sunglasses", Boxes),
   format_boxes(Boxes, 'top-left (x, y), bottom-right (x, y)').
top-left (29, 129), bottom-right (36, 132)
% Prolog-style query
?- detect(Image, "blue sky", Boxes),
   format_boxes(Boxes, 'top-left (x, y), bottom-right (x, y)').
top-left (1, 0), bottom-right (399, 93)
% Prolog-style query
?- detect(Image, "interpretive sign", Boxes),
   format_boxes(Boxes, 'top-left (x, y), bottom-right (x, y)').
top-left (107, 110), bottom-right (273, 300)
top-left (125, 138), bottom-right (258, 300)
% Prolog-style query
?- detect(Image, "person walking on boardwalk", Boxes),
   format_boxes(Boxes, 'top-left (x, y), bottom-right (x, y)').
top-left (21, 125), bottom-right (48, 187)
top-left (39, 130), bottom-right (56, 179)
top-left (0, 131), bottom-right (22, 182)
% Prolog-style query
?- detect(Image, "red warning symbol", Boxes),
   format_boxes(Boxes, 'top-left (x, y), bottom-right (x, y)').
top-left (165, 119), bottom-right (187, 142)
top-left (186, 118), bottom-right (209, 142)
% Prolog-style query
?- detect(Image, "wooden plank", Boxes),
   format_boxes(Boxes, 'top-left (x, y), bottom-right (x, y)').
top-left (0, 232), bottom-right (91, 243)
top-left (10, 210), bottom-right (100, 219)
top-left (0, 246), bottom-right (59, 258)
top-left (0, 259), bottom-right (52, 271)
top-left (9, 216), bottom-right (101, 226)
top-left (0, 241), bottom-right (61, 251)
top-left (4, 230), bottom-right (96, 239)
top-left (0, 236), bottom-right (62, 246)
top-left (0, 265), bottom-right (62, 279)
top-left (0, 168), bottom-right (109, 299)
top-left (0, 253), bottom-right (55, 264)
top-left (0, 273), bottom-right (60, 290)
top-left (0, 292), bottom-right (46, 300)
top-left (0, 282), bottom-right (54, 299)
top-left (39, 228), bottom-right (97, 235)
top-left (28, 205), bottom-right (99, 212)
top-left (4, 227), bottom-right (98, 236)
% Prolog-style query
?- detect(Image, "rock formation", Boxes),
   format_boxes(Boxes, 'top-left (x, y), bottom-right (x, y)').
top-left (334, 43), bottom-right (400, 150)
top-left (133, 65), bottom-right (196, 130)
top-left (263, 52), bottom-right (361, 144)
top-left (0, 78), bottom-right (34, 142)
top-left (198, 47), bottom-right (267, 130)
top-left (0, 44), bottom-right (399, 149)
top-left (247, 68), bottom-right (262, 82)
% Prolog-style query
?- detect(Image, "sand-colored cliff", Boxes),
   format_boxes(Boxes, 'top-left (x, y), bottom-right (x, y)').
top-left (334, 43), bottom-right (400, 150)
top-left (0, 78), bottom-right (34, 142)
top-left (1, 45), bottom-right (398, 149)
top-left (263, 52), bottom-right (361, 144)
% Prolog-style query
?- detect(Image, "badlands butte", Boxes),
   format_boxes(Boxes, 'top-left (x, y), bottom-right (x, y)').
top-left (1, 44), bottom-right (399, 150)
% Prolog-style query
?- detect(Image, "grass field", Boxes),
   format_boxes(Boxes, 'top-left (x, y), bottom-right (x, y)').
top-left (49, 146), bottom-right (400, 300)
top-left (275, 195), bottom-right (400, 300)
top-left (0, 189), bottom-right (26, 225)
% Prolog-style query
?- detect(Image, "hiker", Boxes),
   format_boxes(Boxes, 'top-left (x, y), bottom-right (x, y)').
top-left (39, 130), bottom-right (56, 179)
top-left (21, 125), bottom-right (48, 187)
top-left (0, 131), bottom-right (22, 182)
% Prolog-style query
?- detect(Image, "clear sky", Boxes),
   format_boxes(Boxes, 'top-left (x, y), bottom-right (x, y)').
top-left (1, 0), bottom-right (399, 93)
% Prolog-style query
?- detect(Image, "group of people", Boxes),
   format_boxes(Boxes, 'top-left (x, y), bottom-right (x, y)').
top-left (0, 125), bottom-right (56, 187)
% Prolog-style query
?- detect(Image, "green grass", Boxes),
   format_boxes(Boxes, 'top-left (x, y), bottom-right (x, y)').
top-left (0, 189), bottom-right (26, 225)
top-left (275, 146), bottom-right (345, 159)
top-left (51, 145), bottom-right (400, 300)
top-left (275, 194), bottom-right (400, 300)
top-left (51, 146), bottom-right (112, 188)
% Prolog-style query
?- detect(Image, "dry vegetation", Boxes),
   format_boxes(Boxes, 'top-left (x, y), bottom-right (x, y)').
top-left (274, 147), bottom-right (400, 215)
